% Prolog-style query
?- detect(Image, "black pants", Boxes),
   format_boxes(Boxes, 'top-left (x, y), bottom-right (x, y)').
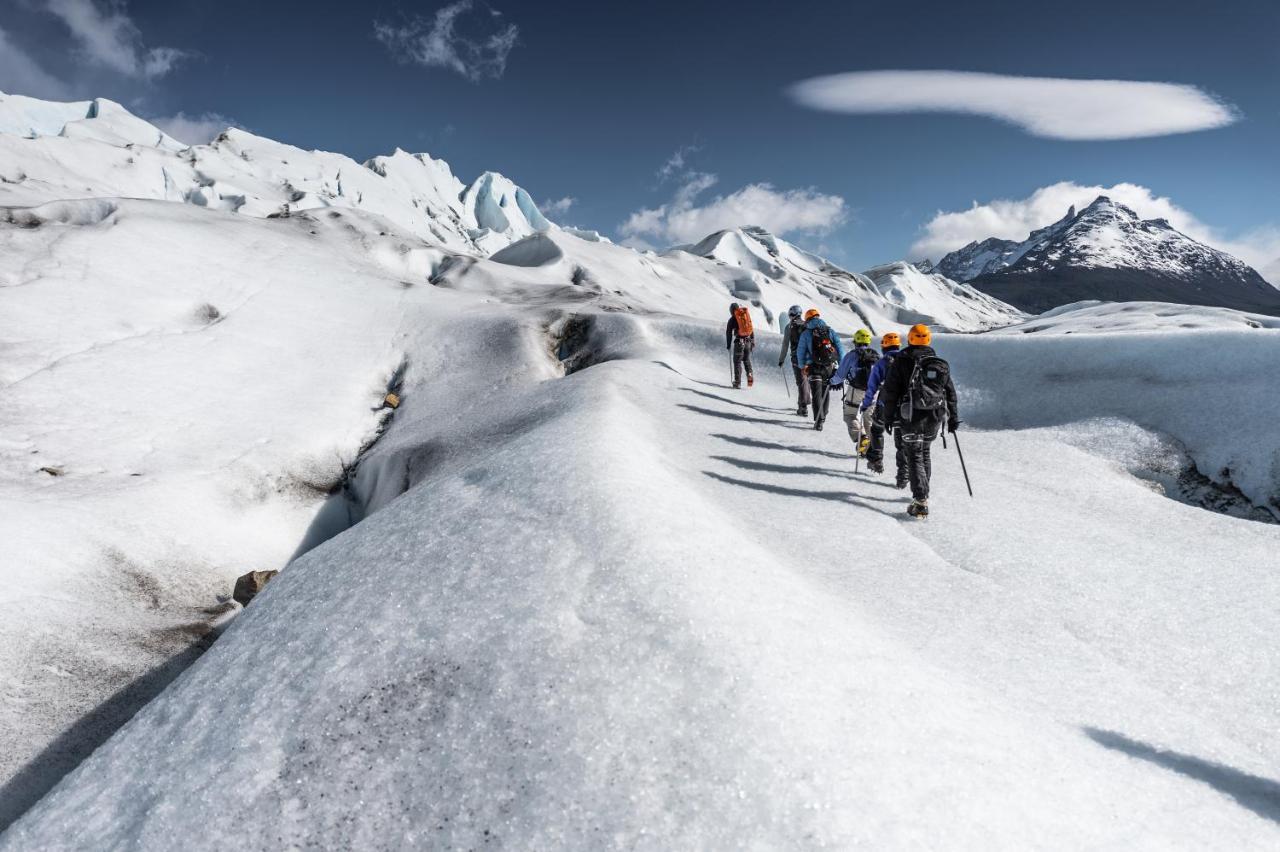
top-left (732, 338), bottom-right (754, 385)
top-left (807, 367), bottom-right (834, 424)
top-left (791, 364), bottom-right (812, 408)
top-left (867, 414), bottom-right (906, 477)
top-left (900, 415), bottom-right (941, 501)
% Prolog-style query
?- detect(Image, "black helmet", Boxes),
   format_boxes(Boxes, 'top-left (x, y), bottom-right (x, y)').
top-left (729, 302), bottom-right (740, 313)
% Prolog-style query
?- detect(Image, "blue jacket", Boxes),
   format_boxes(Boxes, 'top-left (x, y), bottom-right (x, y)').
top-left (795, 318), bottom-right (845, 369)
top-left (859, 347), bottom-right (901, 410)
top-left (829, 344), bottom-right (872, 387)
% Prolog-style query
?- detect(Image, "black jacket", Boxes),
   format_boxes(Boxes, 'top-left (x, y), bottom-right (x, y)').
top-left (777, 319), bottom-right (804, 365)
top-left (879, 345), bottom-right (959, 428)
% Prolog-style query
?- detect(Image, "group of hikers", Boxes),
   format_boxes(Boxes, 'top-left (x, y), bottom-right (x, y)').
top-left (726, 302), bottom-right (960, 518)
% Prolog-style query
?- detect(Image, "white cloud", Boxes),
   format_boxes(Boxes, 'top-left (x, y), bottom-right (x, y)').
top-left (621, 171), bottom-right (846, 247)
top-left (374, 0), bottom-right (518, 83)
top-left (540, 196), bottom-right (575, 216)
top-left (0, 26), bottom-right (73, 99)
top-left (150, 111), bottom-right (238, 145)
top-left (1262, 257), bottom-right (1280, 288)
top-left (788, 70), bottom-right (1238, 141)
top-left (43, 0), bottom-right (190, 80)
top-left (911, 181), bottom-right (1280, 271)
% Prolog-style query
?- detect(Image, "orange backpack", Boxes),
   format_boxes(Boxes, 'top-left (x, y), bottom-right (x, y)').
top-left (733, 306), bottom-right (754, 337)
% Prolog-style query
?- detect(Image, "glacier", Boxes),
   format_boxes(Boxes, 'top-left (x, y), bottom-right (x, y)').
top-left (1, 91), bottom-right (1279, 848)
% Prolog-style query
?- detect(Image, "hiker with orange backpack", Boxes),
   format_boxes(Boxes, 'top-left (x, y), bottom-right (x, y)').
top-left (795, 308), bottom-right (845, 431)
top-left (878, 324), bottom-right (959, 518)
top-left (725, 302), bottom-right (755, 389)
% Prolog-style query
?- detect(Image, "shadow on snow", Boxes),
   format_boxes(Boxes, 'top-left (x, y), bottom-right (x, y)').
top-left (1084, 727), bottom-right (1280, 825)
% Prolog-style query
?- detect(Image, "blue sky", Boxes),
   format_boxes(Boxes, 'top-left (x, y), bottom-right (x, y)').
top-left (2, 0), bottom-right (1277, 271)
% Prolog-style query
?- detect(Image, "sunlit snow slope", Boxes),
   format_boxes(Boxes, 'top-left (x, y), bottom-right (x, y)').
top-left (5, 315), bottom-right (1280, 848)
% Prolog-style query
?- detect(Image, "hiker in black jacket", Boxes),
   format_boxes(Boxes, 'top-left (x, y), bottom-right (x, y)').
top-left (776, 305), bottom-right (811, 416)
top-left (725, 303), bottom-right (755, 389)
top-left (878, 324), bottom-right (960, 518)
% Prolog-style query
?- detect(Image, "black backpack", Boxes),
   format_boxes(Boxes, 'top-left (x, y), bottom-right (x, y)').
top-left (850, 347), bottom-right (880, 391)
top-left (810, 325), bottom-right (838, 369)
top-left (899, 354), bottom-right (951, 420)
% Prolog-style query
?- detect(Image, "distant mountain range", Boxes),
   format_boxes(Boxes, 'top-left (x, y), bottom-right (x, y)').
top-left (935, 196), bottom-right (1280, 315)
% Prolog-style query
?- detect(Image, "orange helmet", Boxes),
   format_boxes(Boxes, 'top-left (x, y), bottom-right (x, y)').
top-left (907, 324), bottom-right (931, 346)
top-left (881, 331), bottom-right (901, 348)
top-left (803, 308), bottom-right (820, 321)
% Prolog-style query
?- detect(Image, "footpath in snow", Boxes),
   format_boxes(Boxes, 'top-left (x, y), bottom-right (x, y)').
top-left (6, 315), bottom-right (1280, 848)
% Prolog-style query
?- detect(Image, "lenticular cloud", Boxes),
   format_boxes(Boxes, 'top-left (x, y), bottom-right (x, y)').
top-left (787, 70), bottom-right (1237, 140)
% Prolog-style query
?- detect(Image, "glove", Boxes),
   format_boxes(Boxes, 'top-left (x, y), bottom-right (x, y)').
top-left (801, 366), bottom-right (810, 378)
top-left (777, 360), bottom-right (784, 367)
top-left (948, 419), bottom-right (960, 434)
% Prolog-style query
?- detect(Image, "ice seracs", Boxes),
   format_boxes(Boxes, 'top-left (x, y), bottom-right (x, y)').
top-left (864, 260), bottom-right (1025, 331)
top-left (0, 90), bottom-right (552, 255)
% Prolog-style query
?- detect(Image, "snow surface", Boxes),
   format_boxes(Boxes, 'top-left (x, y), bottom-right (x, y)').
top-left (4, 91), bottom-right (1280, 847)
top-left (990, 300), bottom-right (1280, 335)
top-left (6, 315), bottom-right (1280, 848)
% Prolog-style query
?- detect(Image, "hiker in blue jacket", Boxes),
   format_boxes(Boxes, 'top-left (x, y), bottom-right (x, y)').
top-left (859, 331), bottom-right (907, 483)
top-left (795, 309), bottom-right (845, 431)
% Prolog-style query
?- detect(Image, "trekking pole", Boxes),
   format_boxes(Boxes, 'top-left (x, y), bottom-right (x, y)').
top-left (952, 431), bottom-right (974, 497)
top-left (781, 363), bottom-right (791, 398)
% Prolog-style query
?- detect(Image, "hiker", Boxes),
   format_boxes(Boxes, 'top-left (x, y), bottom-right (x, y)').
top-left (795, 308), bottom-right (844, 431)
top-left (859, 331), bottom-right (907, 486)
top-left (829, 328), bottom-right (880, 456)
top-left (879, 324), bottom-right (959, 518)
top-left (776, 304), bottom-right (812, 416)
top-left (725, 302), bottom-right (755, 389)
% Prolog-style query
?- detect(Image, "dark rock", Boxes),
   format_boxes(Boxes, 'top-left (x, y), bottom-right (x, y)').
top-left (233, 570), bottom-right (279, 607)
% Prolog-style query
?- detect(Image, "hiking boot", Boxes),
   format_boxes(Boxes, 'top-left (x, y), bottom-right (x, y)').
top-left (907, 499), bottom-right (929, 518)
top-left (747, 375), bottom-right (754, 388)
top-left (895, 473), bottom-right (909, 489)
top-left (732, 382), bottom-right (740, 389)
top-left (814, 419), bottom-right (824, 431)
top-left (868, 459), bottom-right (884, 474)
top-left (797, 406), bottom-right (808, 417)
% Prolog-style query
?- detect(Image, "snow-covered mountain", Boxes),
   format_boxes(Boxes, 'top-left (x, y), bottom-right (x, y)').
top-left (675, 225), bottom-right (1021, 331)
top-left (864, 261), bottom-right (1025, 331)
top-left (935, 205), bottom-right (1077, 282)
top-left (937, 196), bottom-right (1280, 314)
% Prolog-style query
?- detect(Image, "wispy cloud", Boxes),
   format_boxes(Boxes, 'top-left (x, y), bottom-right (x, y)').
top-left (43, 0), bottom-right (190, 80)
top-left (374, 0), bottom-right (518, 83)
top-left (657, 144), bottom-right (700, 182)
top-left (621, 169), bottom-right (846, 249)
top-left (150, 111), bottom-right (239, 146)
top-left (788, 70), bottom-right (1238, 141)
top-left (0, 25), bottom-right (73, 99)
top-left (540, 196), bottom-right (575, 216)
top-left (912, 181), bottom-right (1280, 272)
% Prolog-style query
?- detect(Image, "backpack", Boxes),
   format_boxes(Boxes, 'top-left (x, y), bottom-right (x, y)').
top-left (733, 306), bottom-right (753, 338)
top-left (809, 324), bottom-right (838, 369)
top-left (899, 354), bottom-right (951, 421)
top-left (850, 347), bottom-right (880, 391)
